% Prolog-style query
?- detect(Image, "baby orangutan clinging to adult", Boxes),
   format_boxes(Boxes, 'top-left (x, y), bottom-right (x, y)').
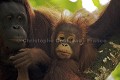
top-left (43, 19), bottom-right (96, 80)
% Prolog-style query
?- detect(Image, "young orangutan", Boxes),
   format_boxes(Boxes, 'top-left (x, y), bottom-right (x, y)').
top-left (43, 18), bottom-right (96, 80)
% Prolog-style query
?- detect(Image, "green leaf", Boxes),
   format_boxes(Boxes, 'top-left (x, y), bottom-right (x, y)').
top-left (50, 0), bottom-right (76, 12)
top-left (112, 64), bottom-right (120, 80)
top-left (92, 0), bottom-right (102, 9)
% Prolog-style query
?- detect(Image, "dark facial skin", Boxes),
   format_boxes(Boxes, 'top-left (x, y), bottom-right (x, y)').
top-left (54, 23), bottom-right (81, 59)
top-left (0, 2), bottom-right (28, 63)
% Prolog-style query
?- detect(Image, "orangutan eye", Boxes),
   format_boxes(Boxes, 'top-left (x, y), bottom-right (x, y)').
top-left (60, 36), bottom-right (64, 40)
top-left (67, 35), bottom-right (75, 43)
top-left (56, 33), bottom-right (65, 42)
top-left (7, 15), bottom-right (12, 21)
top-left (18, 15), bottom-right (23, 22)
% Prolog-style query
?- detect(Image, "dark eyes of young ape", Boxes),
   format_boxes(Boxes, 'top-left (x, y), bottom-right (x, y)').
top-left (56, 33), bottom-right (76, 43)
top-left (67, 35), bottom-right (75, 43)
top-left (57, 33), bottom-right (65, 42)
top-left (60, 36), bottom-right (64, 40)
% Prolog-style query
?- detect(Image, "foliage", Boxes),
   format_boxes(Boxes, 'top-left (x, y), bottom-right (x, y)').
top-left (112, 63), bottom-right (120, 80)
top-left (92, 0), bottom-right (102, 9)
top-left (30, 0), bottom-right (82, 12)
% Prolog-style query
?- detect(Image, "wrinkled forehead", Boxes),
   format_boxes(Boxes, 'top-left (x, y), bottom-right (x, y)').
top-left (57, 24), bottom-right (81, 35)
top-left (0, 2), bottom-right (26, 16)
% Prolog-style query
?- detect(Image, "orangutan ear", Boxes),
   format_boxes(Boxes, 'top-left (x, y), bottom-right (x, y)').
top-left (79, 40), bottom-right (97, 71)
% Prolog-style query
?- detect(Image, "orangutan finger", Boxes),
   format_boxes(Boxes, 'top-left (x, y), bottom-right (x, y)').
top-left (10, 52), bottom-right (28, 60)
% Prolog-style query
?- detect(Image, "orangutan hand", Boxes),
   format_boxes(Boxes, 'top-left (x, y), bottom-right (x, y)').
top-left (9, 48), bottom-right (33, 68)
top-left (9, 48), bottom-right (50, 68)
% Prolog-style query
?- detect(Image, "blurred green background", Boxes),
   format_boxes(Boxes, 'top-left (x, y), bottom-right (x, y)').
top-left (29, 0), bottom-right (120, 80)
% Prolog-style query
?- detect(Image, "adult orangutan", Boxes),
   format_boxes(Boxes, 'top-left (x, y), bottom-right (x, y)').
top-left (0, 0), bottom-right (58, 80)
